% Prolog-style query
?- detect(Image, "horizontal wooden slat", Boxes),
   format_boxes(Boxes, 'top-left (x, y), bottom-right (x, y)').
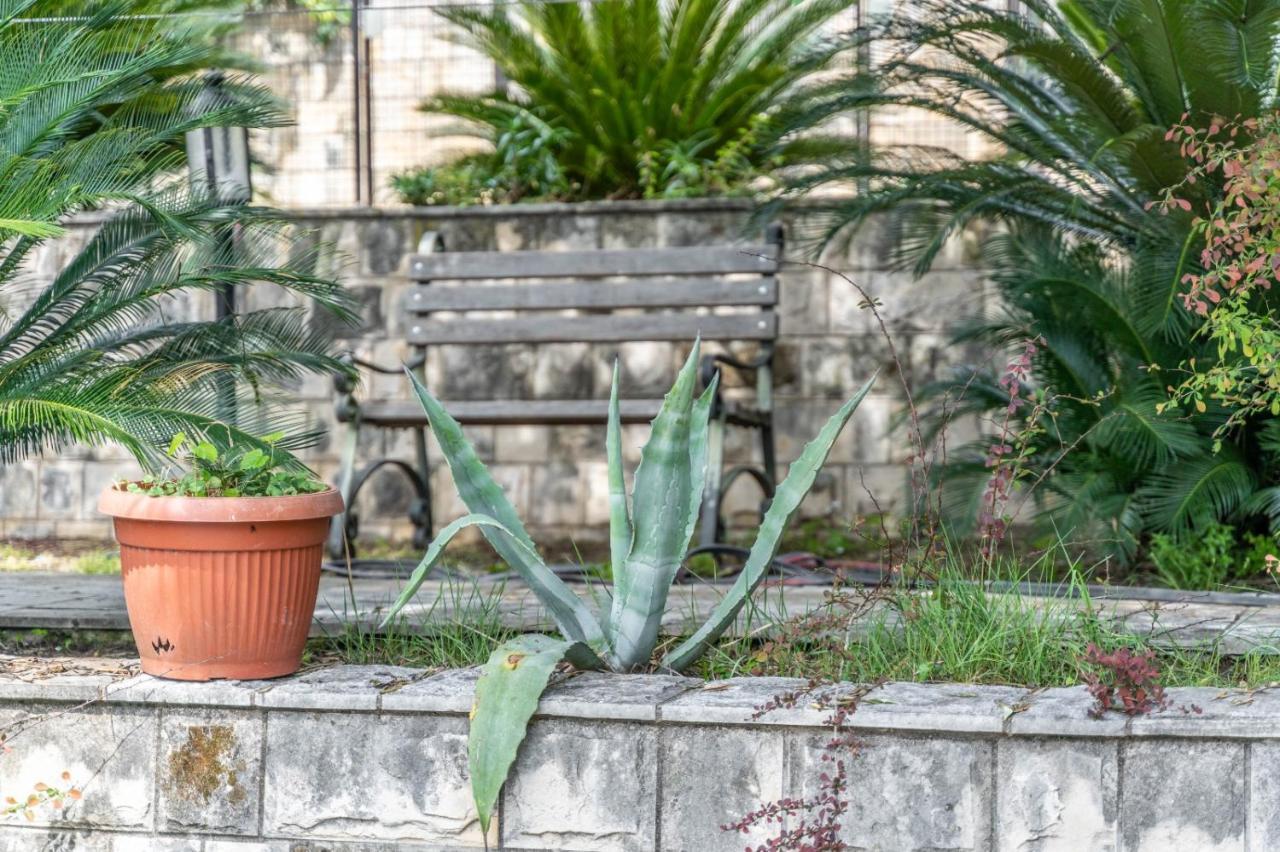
top-left (359, 398), bottom-right (770, 427)
top-left (406, 312), bottom-right (778, 345)
top-left (404, 277), bottom-right (777, 313)
top-left (409, 244), bottom-right (779, 280)
top-left (360, 399), bottom-right (664, 426)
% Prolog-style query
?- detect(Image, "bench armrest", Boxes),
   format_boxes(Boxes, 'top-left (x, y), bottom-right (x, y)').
top-left (698, 347), bottom-right (774, 387)
top-left (333, 351), bottom-right (427, 422)
top-left (698, 345), bottom-right (776, 415)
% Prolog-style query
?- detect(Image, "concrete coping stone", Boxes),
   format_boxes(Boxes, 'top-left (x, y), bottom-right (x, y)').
top-left (1131, 685), bottom-right (1280, 738)
top-left (0, 673), bottom-right (119, 704)
top-left (661, 678), bottom-right (1028, 733)
top-left (379, 668), bottom-right (700, 721)
top-left (7, 664), bottom-right (1280, 738)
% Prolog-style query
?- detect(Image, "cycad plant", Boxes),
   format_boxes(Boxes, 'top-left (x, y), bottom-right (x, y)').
top-left (0, 0), bottom-right (353, 466)
top-left (412, 0), bottom-right (856, 200)
top-left (383, 341), bottom-right (875, 831)
top-left (779, 0), bottom-right (1280, 563)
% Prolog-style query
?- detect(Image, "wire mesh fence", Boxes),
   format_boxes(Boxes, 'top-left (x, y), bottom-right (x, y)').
top-left (33, 0), bottom-right (999, 209)
top-left (233, 1), bottom-right (502, 208)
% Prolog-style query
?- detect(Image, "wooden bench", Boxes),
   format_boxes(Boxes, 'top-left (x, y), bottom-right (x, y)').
top-left (328, 224), bottom-right (784, 560)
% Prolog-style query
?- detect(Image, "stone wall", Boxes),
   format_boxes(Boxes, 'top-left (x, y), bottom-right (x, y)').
top-left (0, 665), bottom-right (1272, 850)
top-left (1, 199), bottom-right (989, 543)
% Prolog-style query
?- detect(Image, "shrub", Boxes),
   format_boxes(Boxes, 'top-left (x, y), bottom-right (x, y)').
top-left (400, 0), bottom-right (854, 202)
top-left (779, 0), bottom-right (1280, 563)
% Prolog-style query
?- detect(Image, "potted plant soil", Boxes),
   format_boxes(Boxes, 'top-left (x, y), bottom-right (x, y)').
top-left (98, 433), bottom-right (342, 681)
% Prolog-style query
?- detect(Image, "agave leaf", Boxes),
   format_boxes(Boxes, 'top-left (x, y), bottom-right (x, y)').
top-left (469, 634), bottom-right (593, 835)
top-left (663, 372), bottom-right (877, 672)
top-left (380, 512), bottom-right (597, 638)
top-left (602, 359), bottom-right (631, 645)
top-left (609, 342), bottom-right (701, 670)
top-left (405, 368), bottom-right (606, 650)
top-left (682, 372), bottom-right (720, 548)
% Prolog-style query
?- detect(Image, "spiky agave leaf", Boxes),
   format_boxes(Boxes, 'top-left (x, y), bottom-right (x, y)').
top-left (664, 371), bottom-right (877, 672)
top-left (467, 634), bottom-right (596, 835)
top-left (609, 342), bottom-right (701, 670)
top-left (602, 359), bottom-right (632, 646)
top-left (403, 369), bottom-right (607, 651)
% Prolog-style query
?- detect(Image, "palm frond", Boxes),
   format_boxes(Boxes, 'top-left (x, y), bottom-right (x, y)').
top-left (0, 0), bottom-right (354, 469)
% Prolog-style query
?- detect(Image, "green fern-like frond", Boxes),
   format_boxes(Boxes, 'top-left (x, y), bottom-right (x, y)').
top-left (0, 1), bottom-right (355, 469)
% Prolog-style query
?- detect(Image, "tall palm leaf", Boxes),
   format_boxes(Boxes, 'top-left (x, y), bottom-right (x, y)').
top-left (781, 0), bottom-right (1280, 562)
top-left (0, 0), bottom-right (354, 468)
top-left (421, 0), bottom-right (856, 199)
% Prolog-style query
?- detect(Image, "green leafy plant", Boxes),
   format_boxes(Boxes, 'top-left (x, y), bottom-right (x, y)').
top-left (382, 340), bottom-right (875, 832)
top-left (1147, 520), bottom-right (1280, 589)
top-left (780, 0), bottom-right (1280, 563)
top-left (0, 0), bottom-right (355, 468)
top-left (1155, 114), bottom-right (1280, 444)
top-left (1148, 522), bottom-right (1239, 590)
top-left (407, 0), bottom-right (854, 201)
top-left (638, 115), bottom-right (776, 200)
top-left (120, 432), bottom-right (325, 498)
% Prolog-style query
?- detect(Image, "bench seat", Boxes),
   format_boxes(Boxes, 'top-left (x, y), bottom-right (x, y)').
top-left (359, 399), bottom-right (769, 428)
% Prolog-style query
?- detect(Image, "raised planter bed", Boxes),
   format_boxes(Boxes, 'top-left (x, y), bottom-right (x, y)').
top-left (0, 663), bottom-right (1274, 850)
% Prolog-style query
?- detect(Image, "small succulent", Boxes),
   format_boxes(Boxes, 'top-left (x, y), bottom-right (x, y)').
top-left (384, 339), bottom-right (875, 832)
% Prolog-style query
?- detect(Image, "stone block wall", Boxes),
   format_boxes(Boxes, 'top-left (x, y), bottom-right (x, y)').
top-left (0, 666), bottom-right (1275, 850)
top-left (2, 199), bottom-right (990, 543)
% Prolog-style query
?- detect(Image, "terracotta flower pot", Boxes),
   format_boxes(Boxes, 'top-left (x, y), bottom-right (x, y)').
top-left (98, 486), bottom-right (343, 681)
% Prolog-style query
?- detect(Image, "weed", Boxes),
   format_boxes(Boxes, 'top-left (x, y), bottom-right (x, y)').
top-left (1080, 644), bottom-right (1169, 717)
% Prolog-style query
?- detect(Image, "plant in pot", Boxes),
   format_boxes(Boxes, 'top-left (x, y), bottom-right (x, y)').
top-left (98, 432), bottom-right (342, 681)
top-left (382, 339), bottom-right (876, 832)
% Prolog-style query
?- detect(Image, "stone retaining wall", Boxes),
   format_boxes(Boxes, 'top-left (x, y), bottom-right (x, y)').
top-left (0, 665), bottom-right (1273, 850)
top-left (3, 199), bottom-right (989, 542)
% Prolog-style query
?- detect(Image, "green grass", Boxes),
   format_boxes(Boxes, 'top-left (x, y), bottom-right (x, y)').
top-left (72, 551), bottom-right (119, 575)
top-left (691, 552), bottom-right (1280, 689)
top-left (8, 534), bottom-right (1280, 690)
top-left (306, 576), bottom-right (518, 670)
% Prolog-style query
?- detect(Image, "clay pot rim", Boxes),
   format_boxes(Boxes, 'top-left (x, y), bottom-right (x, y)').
top-left (98, 484), bottom-right (343, 523)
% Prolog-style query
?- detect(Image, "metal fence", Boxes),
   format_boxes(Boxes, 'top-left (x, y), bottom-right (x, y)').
top-left (233, 0), bottom-right (994, 209)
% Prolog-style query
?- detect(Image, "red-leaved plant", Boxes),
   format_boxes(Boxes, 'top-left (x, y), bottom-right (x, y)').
top-left (1080, 643), bottom-right (1169, 718)
top-left (1152, 112), bottom-right (1280, 444)
top-left (721, 682), bottom-right (871, 851)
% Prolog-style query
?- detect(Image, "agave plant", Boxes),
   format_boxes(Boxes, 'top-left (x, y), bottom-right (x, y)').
top-left (414, 0), bottom-right (856, 200)
top-left (383, 341), bottom-right (875, 831)
top-left (0, 0), bottom-right (353, 466)
top-left (778, 0), bottom-right (1280, 562)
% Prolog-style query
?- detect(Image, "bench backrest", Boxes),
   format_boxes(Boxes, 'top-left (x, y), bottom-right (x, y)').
top-left (401, 226), bottom-right (782, 347)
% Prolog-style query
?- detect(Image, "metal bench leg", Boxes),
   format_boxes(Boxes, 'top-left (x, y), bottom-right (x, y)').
top-left (410, 426), bottom-right (433, 549)
top-left (698, 411), bottom-right (728, 548)
top-left (328, 418), bottom-right (361, 560)
top-left (757, 357), bottom-right (777, 516)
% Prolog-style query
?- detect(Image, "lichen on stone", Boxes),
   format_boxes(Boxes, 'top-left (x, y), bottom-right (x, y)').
top-left (168, 724), bottom-right (247, 805)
